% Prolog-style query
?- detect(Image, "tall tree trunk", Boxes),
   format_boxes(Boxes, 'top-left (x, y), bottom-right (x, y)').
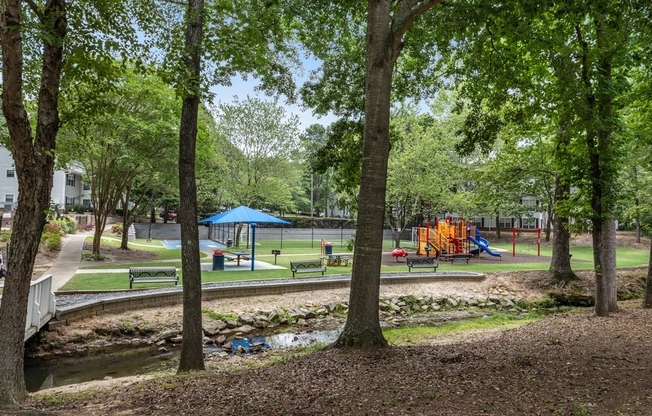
top-left (235, 222), bottom-right (245, 247)
top-left (548, 179), bottom-right (577, 283)
top-left (177, 0), bottom-right (205, 373)
top-left (92, 212), bottom-right (107, 254)
top-left (633, 166), bottom-right (640, 243)
top-left (545, 205), bottom-right (553, 242)
top-left (495, 212), bottom-right (501, 239)
top-left (336, 1), bottom-right (397, 347)
top-left (578, 18), bottom-right (618, 317)
top-left (333, 0), bottom-right (443, 347)
top-left (642, 238), bottom-right (652, 308)
top-left (0, 0), bottom-right (66, 406)
top-left (591, 217), bottom-right (608, 316)
top-left (120, 187), bottom-right (132, 250)
top-left (120, 223), bottom-right (130, 249)
top-left (602, 218), bottom-right (618, 312)
top-left (334, 0), bottom-right (442, 347)
top-left (595, 24), bottom-right (618, 313)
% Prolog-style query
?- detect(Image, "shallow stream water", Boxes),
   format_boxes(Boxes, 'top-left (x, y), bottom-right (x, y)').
top-left (25, 310), bottom-right (523, 392)
top-left (24, 328), bottom-right (341, 393)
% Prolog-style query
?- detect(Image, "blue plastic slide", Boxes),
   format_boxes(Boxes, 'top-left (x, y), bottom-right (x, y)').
top-left (469, 236), bottom-right (502, 258)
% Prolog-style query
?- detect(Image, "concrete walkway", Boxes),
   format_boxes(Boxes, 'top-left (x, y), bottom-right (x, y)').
top-left (46, 233), bottom-right (91, 291)
top-left (0, 232), bottom-right (91, 292)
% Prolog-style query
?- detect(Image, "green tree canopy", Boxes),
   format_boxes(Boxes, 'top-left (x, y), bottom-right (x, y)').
top-left (214, 96), bottom-right (300, 210)
top-left (58, 67), bottom-right (181, 254)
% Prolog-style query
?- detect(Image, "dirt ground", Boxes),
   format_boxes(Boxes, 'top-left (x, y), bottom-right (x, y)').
top-left (16, 233), bottom-right (652, 415)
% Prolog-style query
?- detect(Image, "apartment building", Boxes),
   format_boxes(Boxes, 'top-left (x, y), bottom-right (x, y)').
top-left (0, 145), bottom-right (91, 212)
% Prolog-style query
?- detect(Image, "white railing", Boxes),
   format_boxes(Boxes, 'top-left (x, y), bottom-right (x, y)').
top-left (0, 274), bottom-right (56, 341)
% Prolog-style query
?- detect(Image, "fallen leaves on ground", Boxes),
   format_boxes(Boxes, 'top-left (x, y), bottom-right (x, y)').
top-left (27, 304), bottom-right (652, 416)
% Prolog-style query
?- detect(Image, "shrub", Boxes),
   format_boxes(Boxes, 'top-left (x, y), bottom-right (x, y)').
top-left (0, 231), bottom-right (11, 242)
top-left (346, 234), bottom-right (355, 252)
top-left (43, 222), bottom-right (64, 236)
top-left (41, 232), bottom-right (62, 251)
top-left (82, 252), bottom-right (106, 261)
top-left (111, 223), bottom-right (124, 234)
top-left (66, 204), bottom-right (92, 213)
top-left (51, 217), bottom-right (77, 234)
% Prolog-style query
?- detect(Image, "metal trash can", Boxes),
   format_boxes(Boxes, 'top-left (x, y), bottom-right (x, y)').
top-left (226, 238), bottom-right (233, 248)
top-left (212, 250), bottom-right (225, 271)
top-left (325, 242), bottom-right (333, 255)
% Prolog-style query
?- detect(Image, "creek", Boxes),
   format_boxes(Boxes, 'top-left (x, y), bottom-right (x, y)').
top-left (24, 328), bottom-right (341, 393)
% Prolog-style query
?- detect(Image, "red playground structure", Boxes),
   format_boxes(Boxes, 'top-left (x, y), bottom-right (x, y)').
top-left (416, 218), bottom-right (502, 260)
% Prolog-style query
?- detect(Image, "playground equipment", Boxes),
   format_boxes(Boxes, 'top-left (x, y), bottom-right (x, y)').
top-left (416, 218), bottom-right (501, 259)
top-left (391, 248), bottom-right (408, 261)
top-left (469, 230), bottom-right (502, 258)
top-left (511, 227), bottom-right (541, 257)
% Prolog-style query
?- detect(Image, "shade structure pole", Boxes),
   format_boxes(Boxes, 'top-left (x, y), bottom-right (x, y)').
top-left (251, 223), bottom-right (257, 271)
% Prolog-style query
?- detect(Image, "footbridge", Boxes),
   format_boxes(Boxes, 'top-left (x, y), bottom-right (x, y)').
top-left (0, 274), bottom-right (56, 342)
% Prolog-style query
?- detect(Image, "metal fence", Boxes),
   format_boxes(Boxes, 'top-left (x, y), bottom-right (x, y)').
top-left (205, 224), bottom-right (357, 249)
top-left (134, 223), bottom-right (402, 249)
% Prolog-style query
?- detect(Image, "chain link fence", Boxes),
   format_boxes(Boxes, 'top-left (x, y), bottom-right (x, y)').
top-left (207, 224), bottom-right (357, 249)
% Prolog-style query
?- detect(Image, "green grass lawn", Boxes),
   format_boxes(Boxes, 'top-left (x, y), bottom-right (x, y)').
top-left (383, 312), bottom-right (544, 346)
top-left (58, 237), bottom-right (649, 292)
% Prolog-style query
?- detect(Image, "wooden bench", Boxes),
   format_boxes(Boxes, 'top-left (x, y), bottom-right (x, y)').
top-left (406, 257), bottom-right (438, 272)
top-left (129, 266), bottom-right (178, 289)
top-left (290, 260), bottom-right (326, 277)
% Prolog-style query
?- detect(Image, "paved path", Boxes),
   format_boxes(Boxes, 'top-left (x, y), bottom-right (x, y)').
top-left (46, 233), bottom-right (92, 291)
top-left (0, 231), bottom-right (91, 291)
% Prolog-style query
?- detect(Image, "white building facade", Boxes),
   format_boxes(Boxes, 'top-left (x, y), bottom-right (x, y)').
top-left (437, 196), bottom-right (549, 232)
top-left (0, 145), bottom-right (91, 212)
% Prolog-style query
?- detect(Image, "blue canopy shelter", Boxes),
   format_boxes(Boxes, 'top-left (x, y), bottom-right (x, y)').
top-left (199, 206), bottom-right (291, 271)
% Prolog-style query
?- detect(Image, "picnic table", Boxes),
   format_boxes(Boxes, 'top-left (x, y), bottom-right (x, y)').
top-left (229, 251), bottom-right (250, 266)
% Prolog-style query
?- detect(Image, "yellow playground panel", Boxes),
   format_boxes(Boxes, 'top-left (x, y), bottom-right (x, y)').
top-left (416, 218), bottom-right (477, 256)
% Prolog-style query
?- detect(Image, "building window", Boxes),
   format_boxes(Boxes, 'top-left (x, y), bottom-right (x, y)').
top-left (6, 169), bottom-right (14, 178)
top-left (83, 183), bottom-right (90, 190)
top-left (82, 199), bottom-right (91, 207)
top-left (66, 196), bottom-right (75, 205)
top-left (470, 217), bottom-right (482, 228)
top-left (521, 218), bottom-right (538, 229)
top-left (499, 217), bottom-right (513, 229)
top-left (521, 198), bottom-right (538, 209)
top-left (66, 174), bottom-right (75, 187)
top-left (5, 194), bottom-right (13, 203)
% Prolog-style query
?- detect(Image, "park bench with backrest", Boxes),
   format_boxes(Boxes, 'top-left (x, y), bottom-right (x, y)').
top-left (290, 260), bottom-right (326, 277)
top-left (406, 256), bottom-right (438, 272)
top-left (129, 266), bottom-right (178, 288)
